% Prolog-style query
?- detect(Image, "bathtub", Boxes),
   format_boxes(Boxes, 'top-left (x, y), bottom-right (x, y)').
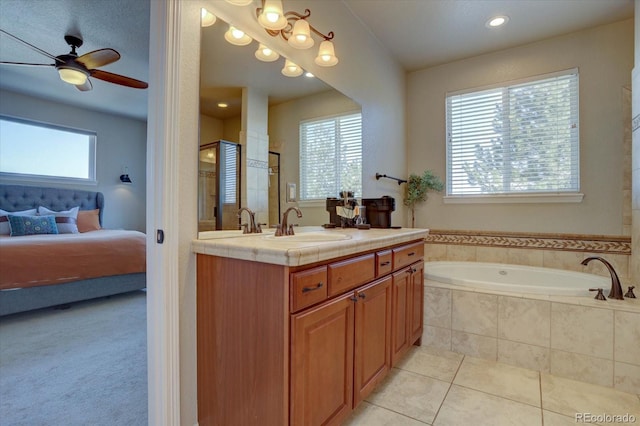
top-left (424, 261), bottom-right (609, 296)
top-left (421, 261), bottom-right (640, 394)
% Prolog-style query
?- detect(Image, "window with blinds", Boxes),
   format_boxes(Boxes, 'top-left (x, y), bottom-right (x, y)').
top-left (300, 112), bottom-right (362, 200)
top-left (446, 69), bottom-right (579, 197)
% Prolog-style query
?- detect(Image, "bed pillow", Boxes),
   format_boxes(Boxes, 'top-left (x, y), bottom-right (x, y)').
top-left (77, 209), bottom-right (101, 232)
top-left (38, 206), bottom-right (80, 234)
top-left (8, 214), bottom-right (58, 236)
top-left (0, 208), bottom-right (37, 235)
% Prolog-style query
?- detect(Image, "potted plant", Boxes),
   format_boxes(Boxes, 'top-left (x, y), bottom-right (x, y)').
top-left (403, 170), bottom-right (444, 228)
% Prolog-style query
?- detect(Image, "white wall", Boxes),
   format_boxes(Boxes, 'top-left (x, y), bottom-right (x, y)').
top-left (407, 19), bottom-right (633, 235)
top-left (0, 89), bottom-right (147, 231)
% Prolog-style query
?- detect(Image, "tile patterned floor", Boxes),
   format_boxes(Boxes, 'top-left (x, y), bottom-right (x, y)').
top-left (345, 346), bottom-right (640, 426)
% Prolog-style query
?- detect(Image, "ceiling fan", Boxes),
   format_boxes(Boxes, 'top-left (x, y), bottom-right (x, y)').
top-left (0, 29), bottom-right (148, 91)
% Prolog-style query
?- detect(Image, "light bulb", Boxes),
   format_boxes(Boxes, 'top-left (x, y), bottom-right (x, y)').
top-left (200, 8), bottom-right (216, 27)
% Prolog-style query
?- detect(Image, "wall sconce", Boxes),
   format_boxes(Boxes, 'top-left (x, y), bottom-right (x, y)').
top-left (255, 43), bottom-right (280, 62)
top-left (201, 8), bottom-right (217, 28)
top-left (120, 166), bottom-right (132, 184)
top-left (255, 0), bottom-right (338, 67)
top-left (225, 0), bottom-right (254, 6)
top-left (224, 25), bottom-right (253, 46)
top-left (281, 59), bottom-right (302, 77)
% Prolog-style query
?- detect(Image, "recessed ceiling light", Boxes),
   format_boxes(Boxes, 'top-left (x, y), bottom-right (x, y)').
top-left (304, 72), bottom-right (314, 78)
top-left (217, 102), bottom-right (228, 108)
top-left (486, 15), bottom-right (509, 28)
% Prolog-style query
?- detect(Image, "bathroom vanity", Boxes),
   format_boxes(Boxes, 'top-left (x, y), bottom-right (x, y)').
top-left (193, 227), bottom-right (427, 426)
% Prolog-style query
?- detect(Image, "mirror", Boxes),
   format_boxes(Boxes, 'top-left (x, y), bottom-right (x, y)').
top-left (198, 14), bottom-right (361, 234)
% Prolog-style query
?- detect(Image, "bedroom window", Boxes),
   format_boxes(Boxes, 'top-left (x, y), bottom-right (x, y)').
top-left (445, 69), bottom-right (581, 203)
top-left (0, 115), bottom-right (97, 184)
top-left (299, 112), bottom-right (362, 201)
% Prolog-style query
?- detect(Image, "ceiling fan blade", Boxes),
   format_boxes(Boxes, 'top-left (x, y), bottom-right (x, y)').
top-left (76, 48), bottom-right (120, 69)
top-left (0, 61), bottom-right (55, 67)
top-left (90, 69), bottom-right (148, 89)
top-left (75, 78), bottom-right (93, 92)
top-left (0, 29), bottom-right (62, 63)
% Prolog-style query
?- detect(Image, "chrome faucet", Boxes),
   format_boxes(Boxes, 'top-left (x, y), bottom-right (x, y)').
top-left (276, 207), bottom-right (302, 236)
top-left (237, 207), bottom-right (262, 234)
top-left (581, 257), bottom-right (624, 300)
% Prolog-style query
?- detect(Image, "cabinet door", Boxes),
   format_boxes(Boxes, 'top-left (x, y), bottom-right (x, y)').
top-left (409, 261), bottom-right (425, 345)
top-left (291, 293), bottom-right (355, 426)
top-left (391, 268), bottom-right (411, 366)
top-left (353, 275), bottom-right (392, 406)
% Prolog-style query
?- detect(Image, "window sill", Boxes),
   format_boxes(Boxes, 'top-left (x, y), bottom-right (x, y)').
top-left (443, 193), bottom-right (584, 204)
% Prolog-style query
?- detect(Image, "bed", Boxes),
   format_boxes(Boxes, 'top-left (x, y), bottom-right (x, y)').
top-left (0, 184), bottom-right (146, 316)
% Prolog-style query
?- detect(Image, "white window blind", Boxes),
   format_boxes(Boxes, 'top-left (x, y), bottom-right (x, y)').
top-left (300, 113), bottom-right (362, 200)
top-left (220, 142), bottom-right (238, 204)
top-left (446, 69), bottom-right (579, 197)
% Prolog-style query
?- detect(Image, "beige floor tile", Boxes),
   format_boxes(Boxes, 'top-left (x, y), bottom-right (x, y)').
top-left (395, 345), bottom-right (463, 382)
top-left (541, 373), bottom-right (640, 419)
top-left (365, 369), bottom-right (450, 424)
top-left (344, 402), bottom-right (428, 426)
top-left (453, 356), bottom-right (541, 407)
top-left (433, 385), bottom-right (542, 426)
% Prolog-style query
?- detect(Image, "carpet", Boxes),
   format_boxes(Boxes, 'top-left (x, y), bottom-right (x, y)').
top-left (0, 290), bottom-right (147, 426)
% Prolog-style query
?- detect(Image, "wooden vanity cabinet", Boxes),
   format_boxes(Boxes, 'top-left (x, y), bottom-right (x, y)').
top-left (197, 238), bottom-right (424, 426)
top-left (391, 260), bottom-right (424, 366)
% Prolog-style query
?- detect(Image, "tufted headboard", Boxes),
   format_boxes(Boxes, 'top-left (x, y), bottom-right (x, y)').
top-left (0, 184), bottom-right (104, 226)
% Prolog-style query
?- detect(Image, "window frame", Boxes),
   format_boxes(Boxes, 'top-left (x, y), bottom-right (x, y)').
top-left (0, 114), bottom-right (97, 185)
top-left (298, 111), bottom-right (363, 203)
top-left (443, 69), bottom-right (583, 204)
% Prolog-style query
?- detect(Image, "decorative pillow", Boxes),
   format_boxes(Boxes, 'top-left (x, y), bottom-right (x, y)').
top-left (8, 214), bottom-right (58, 236)
top-left (77, 209), bottom-right (101, 233)
top-left (0, 208), bottom-right (37, 235)
top-left (38, 206), bottom-right (80, 234)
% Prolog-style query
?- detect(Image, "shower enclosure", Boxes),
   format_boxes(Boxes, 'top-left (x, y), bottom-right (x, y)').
top-left (198, 140), bottom-right (241, 231)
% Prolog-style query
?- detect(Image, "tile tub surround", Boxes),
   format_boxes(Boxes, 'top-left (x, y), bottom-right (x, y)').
top-left (424, 229), bottom-right (633, 287)
top-left (423, 280), bottom-right (640, 394)
top-left (344, 346), bottom-right (640, 426)
top-left (192, 226), bottom-right (428, 266)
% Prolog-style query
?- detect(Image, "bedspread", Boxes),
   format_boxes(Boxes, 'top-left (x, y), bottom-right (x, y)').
top-left (0, 230), bottom-right (146, 290)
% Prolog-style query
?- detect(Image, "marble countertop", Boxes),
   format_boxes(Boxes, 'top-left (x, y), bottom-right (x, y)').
top-left (192, 226), bottom-right (428, 267)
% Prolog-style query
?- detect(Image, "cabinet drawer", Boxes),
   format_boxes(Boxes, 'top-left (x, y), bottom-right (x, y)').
top-left (328, 254), bottom-right (375, 297)
top-left (376, 250), bottom-right (393, 276)
top-left (291, 266), bottom-right (328, 312)
top-left (392, 242), bottom-right (424, 270)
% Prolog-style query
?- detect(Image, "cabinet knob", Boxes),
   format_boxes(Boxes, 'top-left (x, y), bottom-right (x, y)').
top-left (358, 293), bottom-right (366, 299)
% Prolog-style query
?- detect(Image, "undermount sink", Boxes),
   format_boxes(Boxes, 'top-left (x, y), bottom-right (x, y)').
top-left (262, 232), bottom-right (352, 243)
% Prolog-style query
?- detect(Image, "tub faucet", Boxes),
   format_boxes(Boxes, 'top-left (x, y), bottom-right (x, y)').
top-left (580, 257), bottom-right (624, 300)
top-left (276, 207), bottom-right (302, 236)
top-left (237, 207), bottom-right (261, 234)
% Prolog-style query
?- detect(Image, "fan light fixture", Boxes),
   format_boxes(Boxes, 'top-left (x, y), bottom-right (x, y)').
top-left (201, 8), bottom-right (217, 27)
top-left (58, 67), bottom-right (88, 85)
top-left (255, 0), bottom-right (338, 67)
top-left (224, 25), bottom-right (253, 46)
